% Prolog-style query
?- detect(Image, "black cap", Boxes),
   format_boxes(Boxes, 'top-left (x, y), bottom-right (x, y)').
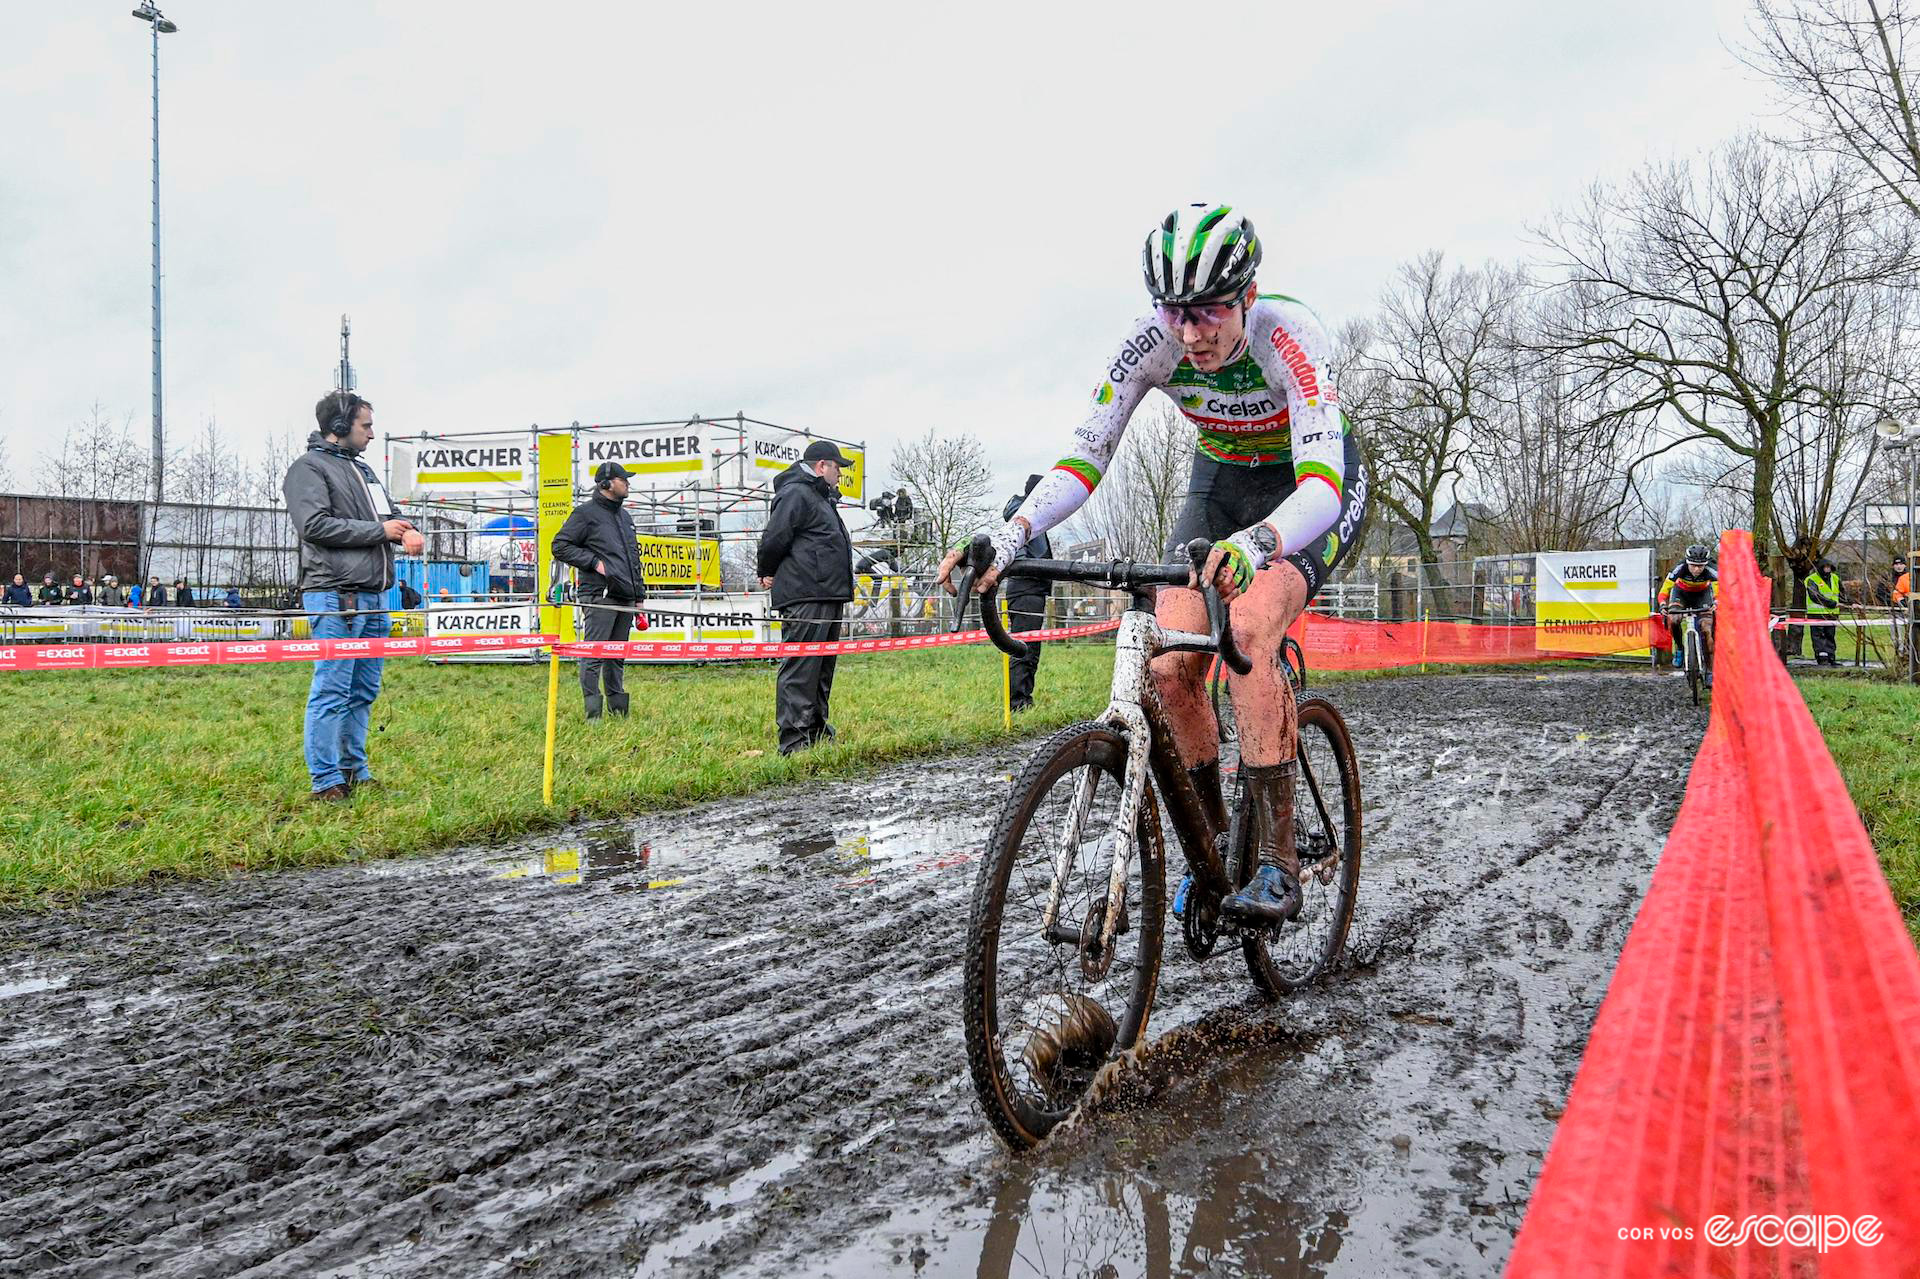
top-left (802, 440), bottom-right (853, 466)
top-left (594, 461), bottom-right (631, 486)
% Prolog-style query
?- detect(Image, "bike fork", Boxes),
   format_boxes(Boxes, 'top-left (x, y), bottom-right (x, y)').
top-left (1038, 704), bottom-right (1151, 957)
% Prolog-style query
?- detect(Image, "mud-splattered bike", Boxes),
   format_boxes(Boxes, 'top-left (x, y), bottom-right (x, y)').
top-left (950, 538), bottom-right (1362, 1150)
top-left (1669, 606), bottom-right (1714, 707)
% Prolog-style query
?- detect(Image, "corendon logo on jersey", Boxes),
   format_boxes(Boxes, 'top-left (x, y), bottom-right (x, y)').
top-left (1108, 325), bottom-right (1164, 385)
top-left (1270, 325), bottom-right (1322, 406)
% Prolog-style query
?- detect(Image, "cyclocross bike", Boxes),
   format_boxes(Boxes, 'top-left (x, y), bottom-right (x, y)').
top-left (1669, 606), bottom-right (1714, 707)
top-left (950, 537), bottom-right (1363, 1150)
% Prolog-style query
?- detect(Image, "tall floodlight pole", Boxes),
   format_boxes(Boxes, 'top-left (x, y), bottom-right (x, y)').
top-left (133, 3), bottom-right (178, 503)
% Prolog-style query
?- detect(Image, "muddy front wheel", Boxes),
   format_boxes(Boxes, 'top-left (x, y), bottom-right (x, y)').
top-left (1243, 696), bottom-right (1362, 995)
top-left (962, 721), bottom-right (1166, 1151)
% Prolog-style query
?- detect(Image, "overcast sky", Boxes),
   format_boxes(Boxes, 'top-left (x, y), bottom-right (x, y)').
top-left (1, 0), bottom-right (1776, 506)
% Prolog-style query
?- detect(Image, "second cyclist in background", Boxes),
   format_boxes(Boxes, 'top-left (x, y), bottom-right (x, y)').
top-left (939, 203), bottom-right (1369, 925)
top-left (1659, 542), bottom-right (1719, 683)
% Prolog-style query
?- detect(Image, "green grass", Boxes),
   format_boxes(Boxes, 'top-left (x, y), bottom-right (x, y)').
top-left (0, 646), bottom-right (1124, 909)
top-left (1800, 680), bottom-right (1920, 945)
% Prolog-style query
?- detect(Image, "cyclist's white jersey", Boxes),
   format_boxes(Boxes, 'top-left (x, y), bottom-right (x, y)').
top-left (1014, 293), bottom-right (1349, 570)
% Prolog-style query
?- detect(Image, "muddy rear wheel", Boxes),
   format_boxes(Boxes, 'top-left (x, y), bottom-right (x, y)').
top-left (1243, 696), bottom-right (1362, 996)
top-left (962, 721), bottom-right (1166, 1151)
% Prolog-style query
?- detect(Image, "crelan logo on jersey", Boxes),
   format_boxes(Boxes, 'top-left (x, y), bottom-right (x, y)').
top-left (1179, 393), bottom-right (1204, 410)
top-left (1108, 325), bottom-right (1164, 385)
top-left (1269, 326), bottom-right (1321, 405)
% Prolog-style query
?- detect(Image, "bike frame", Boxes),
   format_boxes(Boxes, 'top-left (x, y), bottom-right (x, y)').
top-left (1040, 600), bottom-right (1235, 958)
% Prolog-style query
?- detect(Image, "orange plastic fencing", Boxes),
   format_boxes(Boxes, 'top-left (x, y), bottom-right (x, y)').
top-left (1294, 612), bottom-right (1668, 671)
top-left (1507, 530), bottom-right (1920, 1277)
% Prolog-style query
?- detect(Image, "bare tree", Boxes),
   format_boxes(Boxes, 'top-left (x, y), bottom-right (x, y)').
top-left (1746, 0), bottom-right (1920, 219)
top-left (1060, 396), bottom-right (1190, 560)
top-left (1470, 295), bottom-right (1635, 552)
top-left (1538, 136), bottom-right (1918, 575)
top-left (1346, 253), bottom-right (1525, 605)
top-left (31, 402), bottom-right (151, 502)
top-left (889, 427), bottom-right (995, 571)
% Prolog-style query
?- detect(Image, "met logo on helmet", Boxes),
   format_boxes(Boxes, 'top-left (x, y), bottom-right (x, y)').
top-left (1269, 325), bottom-right (1321, 404)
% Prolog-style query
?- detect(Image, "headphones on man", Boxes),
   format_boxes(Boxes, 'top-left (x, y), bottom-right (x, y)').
top-left (328, 391), bottom-right (363, 437)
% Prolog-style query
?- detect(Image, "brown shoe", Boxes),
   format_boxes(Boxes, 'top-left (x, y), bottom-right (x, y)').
top-left (343, 776), bottom-right (379, 795)
top-left (310, 783), bottom-right (350, 803)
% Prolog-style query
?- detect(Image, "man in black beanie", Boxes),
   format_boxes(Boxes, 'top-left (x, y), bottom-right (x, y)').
top-left (1003, 473), bottom-right (1054, 712)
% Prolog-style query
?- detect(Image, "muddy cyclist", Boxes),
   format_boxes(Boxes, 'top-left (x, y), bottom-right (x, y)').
top-left (939, 202), bottom-right (1370, 925)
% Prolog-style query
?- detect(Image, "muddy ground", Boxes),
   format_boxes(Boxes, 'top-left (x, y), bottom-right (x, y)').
top-left (1, 672), bottom-right (1700, 1278)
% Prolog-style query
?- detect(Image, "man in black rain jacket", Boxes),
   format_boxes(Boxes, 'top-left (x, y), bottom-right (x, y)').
top-left (757, 441), bottom-right (855, 754)
top-left (551, 461), bottom-right (646, 718)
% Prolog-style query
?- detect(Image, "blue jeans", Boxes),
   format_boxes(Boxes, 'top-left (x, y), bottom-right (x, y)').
top-left (304, 590), bottom-right (391, 791)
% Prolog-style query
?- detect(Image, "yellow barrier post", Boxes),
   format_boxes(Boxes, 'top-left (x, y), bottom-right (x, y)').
top-left (1000, 597), bottom-right (1012, 730)
top-left (543, 644), bottom-right (560, 805)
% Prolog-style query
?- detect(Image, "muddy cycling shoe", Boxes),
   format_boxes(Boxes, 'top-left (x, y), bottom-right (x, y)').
top-left (1223, 864), bottom-right (1302, 924)
top-left (1222, 762), bottom-right (1302, 924)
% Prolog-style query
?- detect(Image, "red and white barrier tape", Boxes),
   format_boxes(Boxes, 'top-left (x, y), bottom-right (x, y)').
top-left (1768, 614), bottom-right (1905, 629)
top-left (1510, 533), bottom-right (1920, 1275)
top-left (554, 619), bottom-right (1123, 661)
top-left (0, 633), bottom-right (557, 671)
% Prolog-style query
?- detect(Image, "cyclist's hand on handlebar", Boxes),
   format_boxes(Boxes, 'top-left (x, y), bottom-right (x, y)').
top-left (936, 546), bottom-right (998, 596)
top-left (938, 521), bottom-right (1027, 595)
top-left (1191, 542), bottom-right (1252, 605)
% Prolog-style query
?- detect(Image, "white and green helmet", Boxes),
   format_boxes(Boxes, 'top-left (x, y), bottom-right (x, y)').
top-left (1142, 203), bottom-right (1262, 304)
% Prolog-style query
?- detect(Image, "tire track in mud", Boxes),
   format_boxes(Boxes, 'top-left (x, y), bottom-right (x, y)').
top-left (0, 673), bottom-right (1700, 1277)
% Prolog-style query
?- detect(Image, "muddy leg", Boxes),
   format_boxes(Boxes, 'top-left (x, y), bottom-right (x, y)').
top-left (1222, 564), bottom-right (1308, 922)
top-left (1149, 586), bottom-right (1219, 769)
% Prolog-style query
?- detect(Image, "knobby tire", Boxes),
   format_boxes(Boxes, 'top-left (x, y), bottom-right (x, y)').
top-left (962, 721), bottom-right (1166, 1151)
top-left (1242, 695), bottom-right (1363, 995)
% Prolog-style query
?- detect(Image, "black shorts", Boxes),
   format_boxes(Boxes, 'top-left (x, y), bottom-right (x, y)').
top-left (1164, 430), bottom-right (1369, 603)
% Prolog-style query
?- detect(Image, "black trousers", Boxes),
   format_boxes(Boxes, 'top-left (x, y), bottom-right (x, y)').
top-left (1006, 589), bottom-right (1049, 707)
top-left (776, 601), bottom-right (844, 753)
top-left (579, 597), bottom-right (633, 710)
top-left (1810, 615), bottom-right (1837, 663)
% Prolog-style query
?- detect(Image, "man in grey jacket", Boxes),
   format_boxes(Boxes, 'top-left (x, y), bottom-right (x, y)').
top-left (282, 391), bottom-right (421, 802)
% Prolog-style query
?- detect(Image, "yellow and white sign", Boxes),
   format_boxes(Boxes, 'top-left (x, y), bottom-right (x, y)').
top-left (743, 429), bottom-right (865, 502)
top-left (537, 432), bottom-right (578, 643)
top-left (391, 433), bottom-right (533, 498)
top-left (636, 533), bottom-right (723, 589)
top-left (1536, 548), bottom-right (1654, 656)
top-left (638, 594), bottom-right (772, 642)
top-left (836, 445), bottom-right (866, 502)
top-left (428, 601), bottom-right (542, 662)
top-left (578, 424), bottom-right (708, 486)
